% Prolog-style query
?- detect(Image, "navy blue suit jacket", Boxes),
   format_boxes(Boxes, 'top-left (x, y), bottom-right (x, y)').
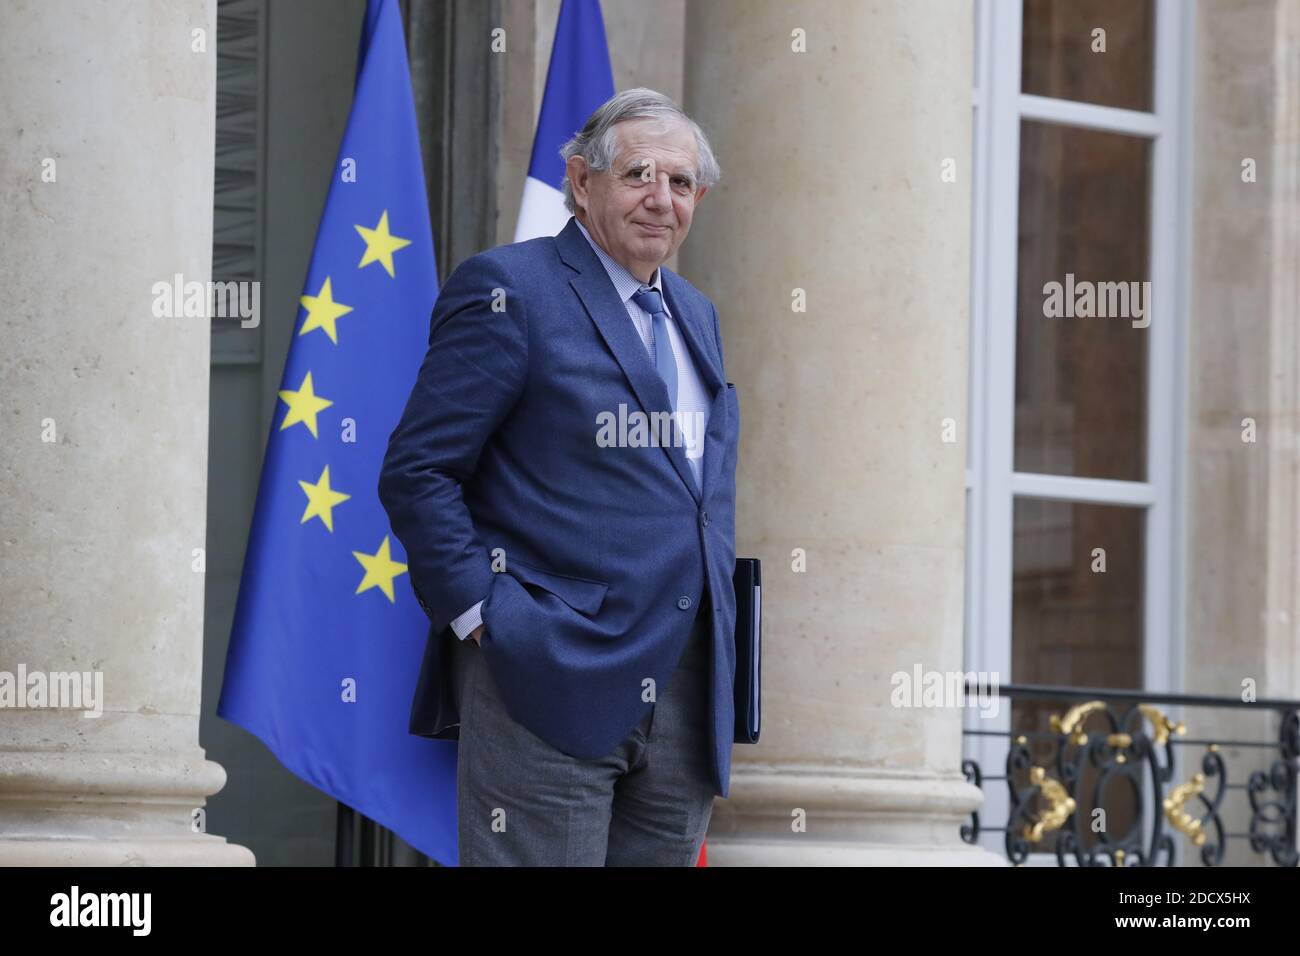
top-left (378, 214), bottom-right (740, 798)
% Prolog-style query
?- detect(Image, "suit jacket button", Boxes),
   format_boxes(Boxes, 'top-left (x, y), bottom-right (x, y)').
top-left (701, 510), bottom-right (710, 526)
top-left (677, 596), bottom-right (692, 610)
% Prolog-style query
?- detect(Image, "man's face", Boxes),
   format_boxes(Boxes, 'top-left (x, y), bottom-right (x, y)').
top-left (567, 117), bottom-right (708, 282)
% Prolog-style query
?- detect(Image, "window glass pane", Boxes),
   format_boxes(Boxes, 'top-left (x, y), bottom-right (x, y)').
top-left (1021, 0), bottom-right (1155, 112)
top-left (1015, 120), bottom-right (1149, 481)
top-left (1011, 498), bottom-right (1144, 693)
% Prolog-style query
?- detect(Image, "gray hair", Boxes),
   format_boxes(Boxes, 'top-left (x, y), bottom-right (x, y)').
top-left (558, 88), bottom-right (721, 214)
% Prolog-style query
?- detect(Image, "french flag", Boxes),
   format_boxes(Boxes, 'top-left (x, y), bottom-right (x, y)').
top-left (513, 0), bottom-right (614, 240)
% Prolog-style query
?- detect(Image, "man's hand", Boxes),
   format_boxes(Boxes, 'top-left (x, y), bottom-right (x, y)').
top-left (470, 623), bottom-right (486, 646)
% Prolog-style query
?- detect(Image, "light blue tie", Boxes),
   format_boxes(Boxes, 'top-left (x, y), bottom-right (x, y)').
top-left (631, 285), bottom-right (677, 407)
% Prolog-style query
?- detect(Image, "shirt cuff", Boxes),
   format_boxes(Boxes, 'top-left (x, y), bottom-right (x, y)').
top-left (449, 600), bottom-right (485, 640)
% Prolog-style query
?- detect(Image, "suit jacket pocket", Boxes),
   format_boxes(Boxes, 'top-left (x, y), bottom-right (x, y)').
top-left (501, 557), bottom-right (610, 616)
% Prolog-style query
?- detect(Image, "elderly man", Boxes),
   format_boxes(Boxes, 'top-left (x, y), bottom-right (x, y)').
top-left (378, 88), bottom-right (739, 866)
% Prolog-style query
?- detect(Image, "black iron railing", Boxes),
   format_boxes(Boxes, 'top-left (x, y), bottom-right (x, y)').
top-left (960, 684), bottom-right (1299, 866)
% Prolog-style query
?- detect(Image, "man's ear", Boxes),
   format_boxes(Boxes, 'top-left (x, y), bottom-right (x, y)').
top-left (566, 155), bottom-right (590, 207)
top-left (693, 184), bottom-right (709, 205)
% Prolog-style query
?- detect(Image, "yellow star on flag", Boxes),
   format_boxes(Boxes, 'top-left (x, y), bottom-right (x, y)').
top-left (298, 464), bottom-right (351, 532)
top-left (355, 210), bottom-right (412, 278)
top-left (353, 535), bottom-right (408, 603)
top-left (298, 277), bottom-right (354, 344)
top-left (277, 370), bottom-right (333, 438)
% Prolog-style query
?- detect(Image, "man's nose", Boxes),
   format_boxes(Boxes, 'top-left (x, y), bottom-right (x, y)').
top-left (645, 174), bottom-right (672, 208)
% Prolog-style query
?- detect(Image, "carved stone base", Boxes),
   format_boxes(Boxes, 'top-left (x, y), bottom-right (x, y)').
top-left (706, 764), bottom-right (1006, 866)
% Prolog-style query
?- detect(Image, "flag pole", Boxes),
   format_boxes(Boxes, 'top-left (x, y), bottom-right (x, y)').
top-left (335, 803), bottom-right (356, 866)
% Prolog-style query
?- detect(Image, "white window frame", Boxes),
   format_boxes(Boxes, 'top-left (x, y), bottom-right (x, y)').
top-left (964, 0), bottom-right (1194, 861)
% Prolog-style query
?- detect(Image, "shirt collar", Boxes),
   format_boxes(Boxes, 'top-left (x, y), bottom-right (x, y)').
top-left (573, 216), bottom-right (664, 305)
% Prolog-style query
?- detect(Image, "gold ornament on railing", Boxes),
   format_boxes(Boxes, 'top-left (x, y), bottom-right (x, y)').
top-left (1138, 704), bottom-right (1186, 745)
top-left (1023, 766), bottom-right (1077, 843)
top-left (1163, 772), bottom-right (1207, 846)
top-left (1050, 701), bottom-right (1108, 746)
top-left (1048, 701), bottom-right (1187, 761)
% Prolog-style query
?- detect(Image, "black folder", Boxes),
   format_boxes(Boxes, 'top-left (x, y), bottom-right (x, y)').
top-left (732, 558), bottom-right (761, 743)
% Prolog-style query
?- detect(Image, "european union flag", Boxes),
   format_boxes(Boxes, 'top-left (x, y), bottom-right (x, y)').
top-left (219, 0), bottom-right (455, 864)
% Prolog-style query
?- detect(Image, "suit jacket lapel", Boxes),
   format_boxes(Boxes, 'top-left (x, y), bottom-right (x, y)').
top-left (660, 273), bottom-right (729, 502)
top-left (659, 273), bottom-right (722, 393)
top-left (557, 217), bottom-right (703, 504)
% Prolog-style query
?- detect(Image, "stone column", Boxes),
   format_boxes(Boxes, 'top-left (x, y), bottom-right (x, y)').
top-left (0, 0), bottom-right (253, 865)
top-left (682, 0), bottom-right (999, 863)
top-left (1183, 0), bottom-right (1300, 866)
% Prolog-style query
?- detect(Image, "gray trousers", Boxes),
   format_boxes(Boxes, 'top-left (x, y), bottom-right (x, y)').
top-left (454, 609), bottom-right (718, 866)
